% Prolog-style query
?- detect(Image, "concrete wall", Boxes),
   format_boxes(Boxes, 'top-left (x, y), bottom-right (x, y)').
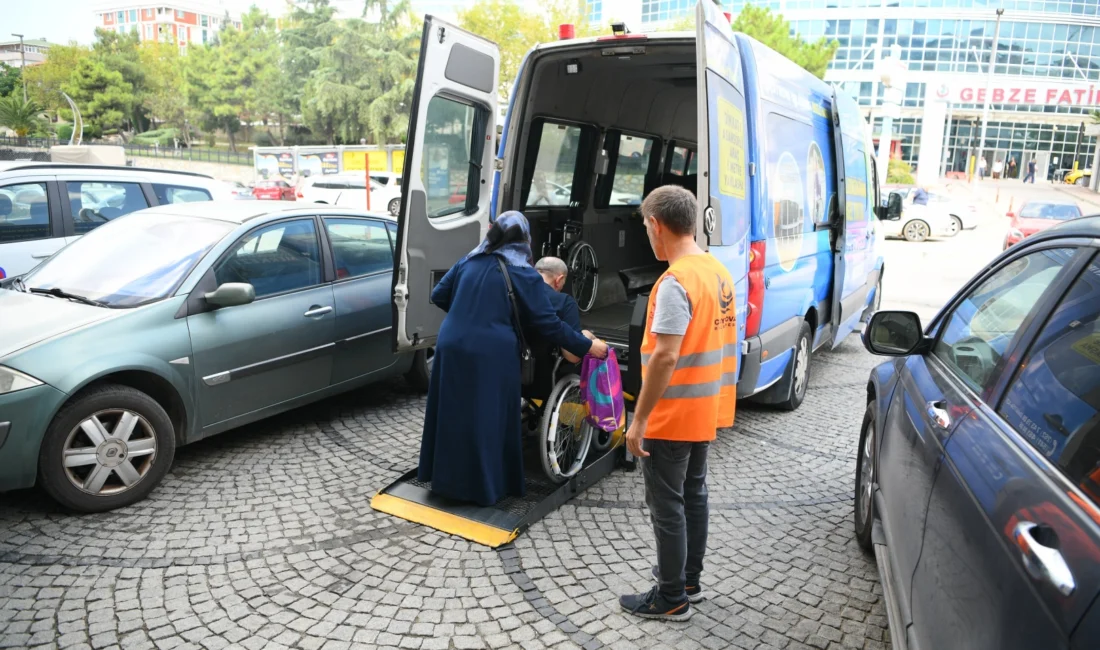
top-left (125, 156), bottom-right (258, 184)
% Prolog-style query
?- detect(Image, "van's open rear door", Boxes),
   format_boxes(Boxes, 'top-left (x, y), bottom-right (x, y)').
top-left (695, 0), bottom-right (751, 359)
top-left (392, 18), bottom-right (499, 351)
top-left (826, 88), bottom-right (872, 348)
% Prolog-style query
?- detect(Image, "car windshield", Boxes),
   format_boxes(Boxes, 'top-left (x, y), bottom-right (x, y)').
top-left (1019, 203), bottom-right (1081, 220)
top-left (24, 215), bottom-right (234, 308)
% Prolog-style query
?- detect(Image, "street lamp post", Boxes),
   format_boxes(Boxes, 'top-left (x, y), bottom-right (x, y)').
top-left (10, 33), bottom-right (27, 103)
top-left (974, 8), bottom-right (1004, 183)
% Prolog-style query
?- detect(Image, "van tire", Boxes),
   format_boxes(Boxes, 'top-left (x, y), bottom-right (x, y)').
top-left (405, 348), bottom-right (433, 392)
top-left (775, 321), bottom-right (812, 412)
top-left (39, 385), bottom-right (176, 513)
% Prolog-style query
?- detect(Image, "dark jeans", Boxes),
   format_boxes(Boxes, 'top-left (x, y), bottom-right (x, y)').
top-left (643, 439), bottom-right (710, 602)
top-left (1023, 172), bottom-right (1035, 183)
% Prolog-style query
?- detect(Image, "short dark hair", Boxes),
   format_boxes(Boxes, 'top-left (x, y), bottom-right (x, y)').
top-left (642, 185), bottom-right (696, 236)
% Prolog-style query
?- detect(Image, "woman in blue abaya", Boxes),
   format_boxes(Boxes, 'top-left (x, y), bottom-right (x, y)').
top-left (418, 212), bottom-right (608, 506)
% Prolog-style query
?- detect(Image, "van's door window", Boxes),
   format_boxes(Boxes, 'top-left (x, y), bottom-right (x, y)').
top-left (608, 134), bottom-right (653, 207)
top-left (669, 146), bottom-right (692, 176)
top-left (0, 182), bottom-right (50, 243)
top-left (420, 96), bottom-right (481, 219)
top-left (67, 181), bottom-right (150, 235)
top-left (526, 123), bottom-right (582, 207)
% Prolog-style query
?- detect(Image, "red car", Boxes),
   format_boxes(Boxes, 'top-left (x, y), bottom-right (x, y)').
top-left (252, 179), bottom-right (296, 201)
top-left (1004, 201), bottom-right (1083, 249)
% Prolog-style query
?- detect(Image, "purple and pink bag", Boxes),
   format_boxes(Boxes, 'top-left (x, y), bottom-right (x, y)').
top-left (580, 349), bottom-right (626, 433)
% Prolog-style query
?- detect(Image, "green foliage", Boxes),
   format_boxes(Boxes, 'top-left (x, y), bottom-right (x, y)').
top-left (62, 57), bottom-right (136, 134)
top-left (887, 158), bottom-right (915, 185)
top-left (731, 5), bottom-right (838, 79)
top-left (57, 123), bottom-right (74, 142)
top-left (132, 128), bottom-right (182, 146)
top-left (0, 95), bottom-right (46, 140)
top-left (0, 64), bottom-right (21, 99)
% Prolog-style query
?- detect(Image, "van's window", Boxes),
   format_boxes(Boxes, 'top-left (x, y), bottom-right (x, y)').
top-left (154, 184), bottom-right (212, 204)
top-left (0, 182), bottom-right (50, 243)
top-left (527, 123), bottom-right (583, 207)
top-left (421, 96), bottom-right (481, 218)
top-left (608, 134), bottom-right (653, 207)
top-left (67, 181), bottom-right (150, 235)
top-left (669, 146), bottom-right (693, 176)
top-left (324, 218), bottom-right (393, 279)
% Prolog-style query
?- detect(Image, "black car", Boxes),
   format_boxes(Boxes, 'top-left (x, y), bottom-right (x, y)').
top-left (857, 215), bottom-right (1100, 650)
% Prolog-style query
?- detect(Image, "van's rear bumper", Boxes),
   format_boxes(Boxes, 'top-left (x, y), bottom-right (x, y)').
top-left (737, 315), bottom-right (804, 400)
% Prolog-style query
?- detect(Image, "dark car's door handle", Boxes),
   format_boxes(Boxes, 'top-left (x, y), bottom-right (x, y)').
top-left (304, 306), bottom-right (333, 318)
top-left (926, 401), bottom-right (951, 429)
top-left (1014, 521), bottom-right (1075, 596)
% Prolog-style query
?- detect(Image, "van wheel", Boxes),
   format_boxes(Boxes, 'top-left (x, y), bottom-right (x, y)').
top-left (903, 220), bottom-right (930, 242)
top-left (405, 348), bottom-right (434, 392)
top-left (776, 321), bottom-right (812, 412)
top-left (854, 402), bottom-right (877, 552)
top-left (38, 385), bottom-right (176, 513)
top-left (388, 198), bottom-right (401, 216)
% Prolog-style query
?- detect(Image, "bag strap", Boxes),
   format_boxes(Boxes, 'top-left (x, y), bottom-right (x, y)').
top-left (495, 256), bottom-right (530, 351)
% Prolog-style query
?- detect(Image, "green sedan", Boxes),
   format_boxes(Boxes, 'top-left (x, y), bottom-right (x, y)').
top-left (0, 202), bottom-right (431, 512)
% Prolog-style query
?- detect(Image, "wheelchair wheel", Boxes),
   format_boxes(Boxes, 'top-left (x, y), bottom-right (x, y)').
top-left (566, 241), bottom-right (598, 313)
top-left (539, 376), bottom-right (594, 483)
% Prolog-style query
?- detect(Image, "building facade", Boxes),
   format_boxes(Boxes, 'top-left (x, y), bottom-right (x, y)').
top-left (92, 1), bottom-right (243, 51)
top-left (0, 39), bottom-right (51, 69)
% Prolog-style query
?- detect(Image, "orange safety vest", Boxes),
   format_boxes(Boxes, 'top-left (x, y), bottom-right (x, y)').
top-left (640, 253), bottom-right (738, 442)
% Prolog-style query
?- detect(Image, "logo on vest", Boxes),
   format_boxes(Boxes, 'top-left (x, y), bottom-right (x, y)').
top-left (715, 274), bottom-right (736, 330)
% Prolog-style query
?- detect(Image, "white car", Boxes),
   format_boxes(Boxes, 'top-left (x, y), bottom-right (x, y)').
top-left (880, 201), bottom-right (959, 242)
top-left (300, 173), bottom-right (403, 216)
top-left (0, 163), bottom-right (235, 279)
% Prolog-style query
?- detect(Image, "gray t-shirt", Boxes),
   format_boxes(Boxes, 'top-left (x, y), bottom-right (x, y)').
top-left (651, 275), bottom-right (693, 336)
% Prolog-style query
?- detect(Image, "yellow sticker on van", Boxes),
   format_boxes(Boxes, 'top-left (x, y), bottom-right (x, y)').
top-left (717, 97), bottom-right (747, 200)
top-left (1072, 333), bottom-right (1100, 365)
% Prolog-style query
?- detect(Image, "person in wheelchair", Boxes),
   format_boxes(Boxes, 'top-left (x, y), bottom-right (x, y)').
top-left (522, 256), bottom-right (586, 403)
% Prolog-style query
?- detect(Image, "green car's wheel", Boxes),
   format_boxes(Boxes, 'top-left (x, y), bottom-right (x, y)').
top-left (39, 385), bottom-right (176, 513)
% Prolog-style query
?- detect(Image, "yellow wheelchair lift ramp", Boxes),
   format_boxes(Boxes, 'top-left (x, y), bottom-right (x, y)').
top-left (371, 437), bottom-right (628, 549)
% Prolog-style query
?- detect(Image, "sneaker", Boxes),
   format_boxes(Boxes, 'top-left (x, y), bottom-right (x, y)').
top-left (652, 566), bottom-right (705, 603)
top-left (619, 586), bottom-right (693, 621)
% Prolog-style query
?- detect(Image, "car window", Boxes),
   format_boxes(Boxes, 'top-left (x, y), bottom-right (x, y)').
top-left (999, 258), bottom-right (1100, 507)
top-left (934, 249), bottom-right (1074, 393)
top-left (214, 219), bottom-right (322, 298)
top-left (526, 123), bottom-right (582, 207)
top-left (1019, 203), bottom-right (1082, 220)
top-left (607, 133), bottom-right (653, 207)
top-left (67, 181), bottom-right (149, 235)
top-left (421, 95), bottom-right (484, 219)
top-left (153, 184), bottom-right (212, 204)
top-left (0, 181), bottom-right (50, 243)
top-left (324, 218), bottom-right (392, 279)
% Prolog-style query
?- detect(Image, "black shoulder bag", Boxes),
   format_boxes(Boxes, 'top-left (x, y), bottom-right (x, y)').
top-left (495, 257), bottom-right (535, 386)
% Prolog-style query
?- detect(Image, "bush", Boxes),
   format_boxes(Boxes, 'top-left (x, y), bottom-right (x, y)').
top-left (57, 124), bottom-right (73, 142)
top-left (887, 158), bottom-right (915, 185)
top-left (252, 131), bottom-right (276, 147)
top-left (131, 127), bottom-right (180, 147)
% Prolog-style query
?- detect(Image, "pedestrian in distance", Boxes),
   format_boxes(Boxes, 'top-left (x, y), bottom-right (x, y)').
top-left (618, 186), bottom-right (738, 622)
top-left (1023, 156), bottom-right (1037, 184)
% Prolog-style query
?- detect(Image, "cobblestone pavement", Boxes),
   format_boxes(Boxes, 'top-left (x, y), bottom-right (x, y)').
top-left (0, 338), bottom-right (889, 650)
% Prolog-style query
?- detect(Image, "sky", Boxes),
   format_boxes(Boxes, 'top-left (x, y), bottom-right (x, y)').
top-left (2, 0), bottom-right (366, 46)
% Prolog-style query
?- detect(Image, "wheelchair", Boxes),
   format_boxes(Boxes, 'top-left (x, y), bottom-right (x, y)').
top-left (521, 351), bottom-right (619, 484)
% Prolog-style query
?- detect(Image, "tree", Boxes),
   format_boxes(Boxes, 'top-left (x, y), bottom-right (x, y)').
top-left (359, 0), bottom-right (419, 143)
top-left (0, 96), bottom-right (46, 143)
top-left (731, 5), bottom-right (837, 79)
top-left (23, 43), bottom-right (91, 115)
top-left (0, 64), bottom-right (21, 99)
top-left (185, 42), bottom-right (244, 150)
top-left (62, 58), bottom-right (136, 135)
top-left (89, 29), bottom-right (150, 132)
top-left (139, 40), bottom-right (199, 145)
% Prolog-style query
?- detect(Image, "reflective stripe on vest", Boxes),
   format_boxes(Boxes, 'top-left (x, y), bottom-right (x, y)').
top-left (640, 254), bottom-right (738, 442)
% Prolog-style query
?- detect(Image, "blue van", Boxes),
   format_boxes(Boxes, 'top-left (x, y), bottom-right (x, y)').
top-left (392, 1), bottom-right (900, 411)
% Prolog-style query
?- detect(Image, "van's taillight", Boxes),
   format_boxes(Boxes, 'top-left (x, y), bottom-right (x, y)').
top-left (297, 189), bottom-right (304, 198)
top-left (559, 23), bottom-right (575, 40)
top-left (0, 268), bottom-right (5, 280)
top-left (746, 241), bottom-right (766, 338)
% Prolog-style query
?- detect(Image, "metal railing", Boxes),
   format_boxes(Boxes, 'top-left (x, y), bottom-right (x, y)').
top-left (0, 136), bottom-right (253, 166)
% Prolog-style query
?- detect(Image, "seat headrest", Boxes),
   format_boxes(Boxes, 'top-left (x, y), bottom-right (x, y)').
top-left (0, 194), bottom-right (11, 216)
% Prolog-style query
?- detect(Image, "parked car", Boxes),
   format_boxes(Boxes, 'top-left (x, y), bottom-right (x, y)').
top-left (856, 214), bottom-right (1100, 650)
top-left (0, 163), bottom-right (235, 280)
top-left (299, 174), bottom-right (402, 216)
top-left (252, 179), bottom-right (296, 201)
top-left (0, 202), bottom-right (432, 512)
top-left (879, 201), bottom-right (958, 242)
top-left (1004, 201), bottom-right (1083, 250)
top-left (1064, 168), bottom-right (1092, 187)
top-left (225, 180), bottom-right (255, 200)
top-left (884, 185), bottom-right (980, 235)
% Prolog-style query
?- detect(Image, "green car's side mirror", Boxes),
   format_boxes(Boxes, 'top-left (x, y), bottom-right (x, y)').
top-left (204, 283), bottom-right (255, 308)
